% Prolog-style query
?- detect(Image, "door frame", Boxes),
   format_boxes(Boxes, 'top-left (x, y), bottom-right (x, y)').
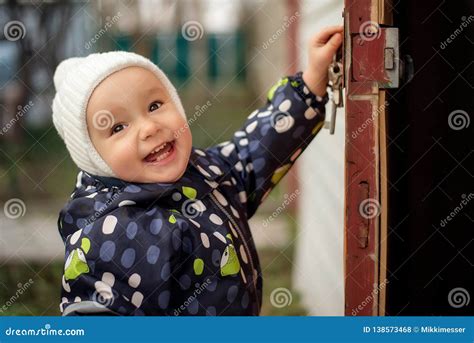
top-left (343, 0), bottom-right (393, 316)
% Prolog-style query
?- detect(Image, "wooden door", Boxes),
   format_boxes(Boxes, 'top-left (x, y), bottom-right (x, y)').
top-left (343, 0), bottom-right (395, 316)
top-left (344, 0), bottom-right (473, 316)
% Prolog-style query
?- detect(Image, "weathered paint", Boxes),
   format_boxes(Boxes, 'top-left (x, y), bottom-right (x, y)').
top-left (344, 0), bottom-right (385, 316)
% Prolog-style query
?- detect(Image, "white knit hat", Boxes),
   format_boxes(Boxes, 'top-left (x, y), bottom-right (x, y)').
top-left (51, 51), bottom-right (186, 177)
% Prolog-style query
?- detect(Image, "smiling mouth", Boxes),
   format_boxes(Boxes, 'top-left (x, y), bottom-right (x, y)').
top-left (144, 140), bottom-right (175, 163)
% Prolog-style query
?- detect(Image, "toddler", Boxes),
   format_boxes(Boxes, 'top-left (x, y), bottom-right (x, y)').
top-left (52, 26), bottom-right (342, 315)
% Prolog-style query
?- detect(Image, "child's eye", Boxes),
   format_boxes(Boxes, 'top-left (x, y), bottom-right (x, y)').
top-left (149, 101), bottom-right (163, 112)
top-left (111, 123), bottom-right (127, 135)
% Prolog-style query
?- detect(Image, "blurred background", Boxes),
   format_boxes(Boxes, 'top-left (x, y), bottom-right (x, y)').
top-left (0, 0), bottom-right (345, 316)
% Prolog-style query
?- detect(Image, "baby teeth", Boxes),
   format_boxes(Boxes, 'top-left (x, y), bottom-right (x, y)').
top-left (154, 150), bottom-right (171, 161)
top-left (152, 142), bottom-right (167, 154)
top-left (147, 141), bottom-right (173, 163)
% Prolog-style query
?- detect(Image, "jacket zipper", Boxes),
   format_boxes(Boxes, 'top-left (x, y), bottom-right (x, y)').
top-left (209, 192), bottom-right (260, 313)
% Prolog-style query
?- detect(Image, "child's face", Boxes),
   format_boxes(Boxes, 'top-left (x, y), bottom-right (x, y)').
top-left (86, 66), bottom-right (192, 183)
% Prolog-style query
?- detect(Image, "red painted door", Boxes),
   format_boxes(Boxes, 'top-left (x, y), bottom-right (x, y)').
top-left (343, 0), bottom-right (395, 316)
top-left (344, 0), bottom-right (472, 316)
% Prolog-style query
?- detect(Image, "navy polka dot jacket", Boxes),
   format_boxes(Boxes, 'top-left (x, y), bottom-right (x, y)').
top-left (58, 71), bottom-right (328, 316)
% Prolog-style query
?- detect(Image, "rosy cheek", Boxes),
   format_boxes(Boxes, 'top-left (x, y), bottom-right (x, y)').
top-left (112, 143), bottom-right (135, 165)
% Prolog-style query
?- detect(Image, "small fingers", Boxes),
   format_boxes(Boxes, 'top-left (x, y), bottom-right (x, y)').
top-left (327, 32), bottom-right (343, 50)
top-left (312, 25), bottom-right (343, 45)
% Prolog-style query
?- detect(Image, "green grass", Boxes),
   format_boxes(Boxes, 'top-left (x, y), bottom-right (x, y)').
top-left (259, 215), bottom-right (307, 316)
top-left (260, 248), bottom-right (307, 316)
top-left (0, 262), bottom-right (63, 316)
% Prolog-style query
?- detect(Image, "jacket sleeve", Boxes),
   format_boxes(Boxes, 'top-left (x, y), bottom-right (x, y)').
top-left (206, 71), bottom-right (329, 219)
top-left (60, 206), bottom-right (182, 316)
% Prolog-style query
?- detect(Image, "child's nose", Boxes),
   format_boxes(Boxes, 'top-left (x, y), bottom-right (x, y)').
top-left (139, 117), bottom-right (161, 141)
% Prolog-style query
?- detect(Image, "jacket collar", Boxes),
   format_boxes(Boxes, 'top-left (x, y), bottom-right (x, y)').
top-left (80, 146), bottom-right (226, 199)
top-left (60, 147), bottom-right (229, 242)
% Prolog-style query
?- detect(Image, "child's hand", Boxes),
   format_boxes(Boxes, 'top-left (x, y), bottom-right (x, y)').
top-left (302, 25), bottom-right (343, 98)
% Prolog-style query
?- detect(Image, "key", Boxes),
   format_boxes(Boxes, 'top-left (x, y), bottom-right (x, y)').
top-left (328, 58), bottom-right (344, 135)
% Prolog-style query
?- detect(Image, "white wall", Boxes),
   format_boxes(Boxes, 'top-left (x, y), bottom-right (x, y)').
top-left (292, 0), bottom-right (345, 316)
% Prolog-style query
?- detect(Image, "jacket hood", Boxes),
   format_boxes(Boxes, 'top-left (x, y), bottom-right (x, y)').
top-left (57, 146), bottom-right (230, 243)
